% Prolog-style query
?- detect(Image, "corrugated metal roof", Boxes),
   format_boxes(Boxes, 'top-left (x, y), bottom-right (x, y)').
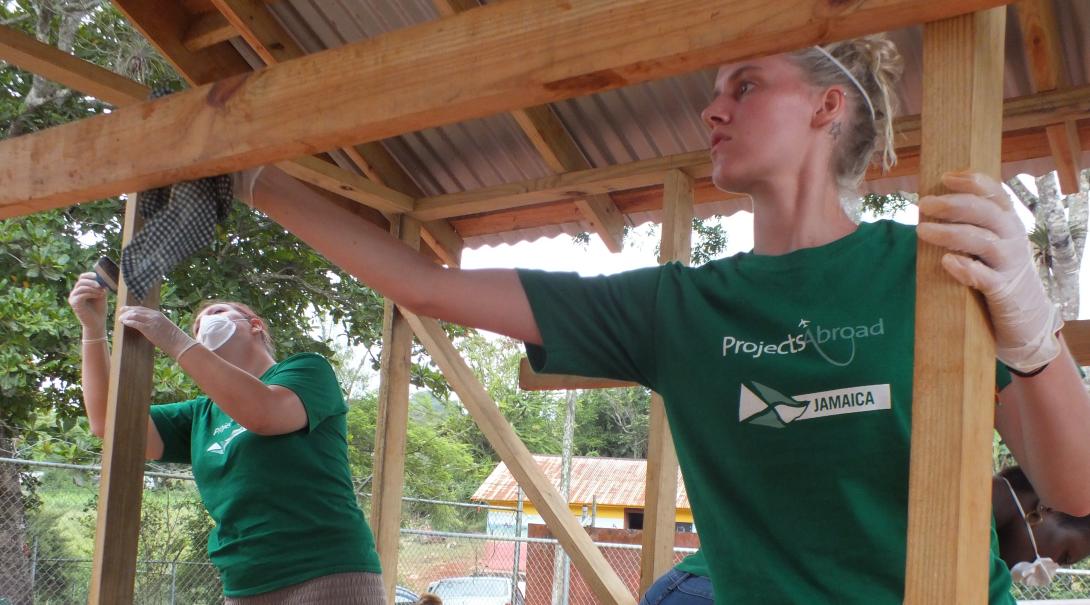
top-left (472, 455), bottom-right (689, 509)
top-left (260, 0), bottom-right (1090, 249)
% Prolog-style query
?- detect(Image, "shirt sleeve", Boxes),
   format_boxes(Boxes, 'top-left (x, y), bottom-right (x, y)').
top-left (517, 266), bottom-right (665, 388)
top-left (149, 398), bottom-right (200, 463)
top-left (264, 353), bottom-right (346, 432)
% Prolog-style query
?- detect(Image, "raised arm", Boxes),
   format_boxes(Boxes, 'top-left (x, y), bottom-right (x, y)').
top-left (251, 168), bottom-right (542, 345)
top-left (67, 274), bottom-right (165, 459)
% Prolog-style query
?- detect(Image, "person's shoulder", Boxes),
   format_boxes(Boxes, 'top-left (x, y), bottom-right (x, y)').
top-left (269, 352), bottom-right (337, 376)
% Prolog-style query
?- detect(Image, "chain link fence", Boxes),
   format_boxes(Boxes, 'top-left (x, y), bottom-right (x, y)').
top-left (1, 457), bottom-right (1088, 604)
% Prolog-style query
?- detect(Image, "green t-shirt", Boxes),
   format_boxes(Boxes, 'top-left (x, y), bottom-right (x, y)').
top-left (150, 352), bottom-right (381, 597)
top-left (519, 220), bottom-right (1014, 604)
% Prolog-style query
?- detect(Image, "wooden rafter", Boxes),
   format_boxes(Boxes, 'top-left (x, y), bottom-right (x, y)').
top-left (207, 0), bottom-right (465, 266)
top-left (0, 14), bottom-right (418, 224)
top-left (0, 0), bottom-right (1014, 218)
top-left (905, 8), bottom-right (1006, 604)
top-left (436, 0), bottom-right (626, 252)
top-left (1017, 0), bottom-right (1082, 194)
top-left (0, 24), bottom-right (149, 107)
top-left (181, 11), bottom-right (236, 52)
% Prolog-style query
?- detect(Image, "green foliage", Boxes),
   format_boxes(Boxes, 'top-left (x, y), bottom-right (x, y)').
top-left (862, 192), bottom-right (913, 218)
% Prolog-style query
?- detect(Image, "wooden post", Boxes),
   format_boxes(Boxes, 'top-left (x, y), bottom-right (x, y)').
top-left (370, 215), bottom-right (421, 605)
top-left (88, 196), bottom-right (159, 604)
top-left (404, 314), bottom-right (636, 605)
top-left (639, 169), bottom-right (693, 596)
top-left (904, 8), bottom-right (1005, 605)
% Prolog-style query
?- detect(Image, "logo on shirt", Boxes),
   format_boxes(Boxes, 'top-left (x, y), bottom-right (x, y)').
top-left (722, 318), bottom-right (885, 367)
top-left (206, 425), bottom-right (248, 455)
top-left (739, 381), bottom-right (891, 428)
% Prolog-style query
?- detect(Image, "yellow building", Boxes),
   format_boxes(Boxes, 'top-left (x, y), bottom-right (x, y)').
top-left (472, 455), bottom-right (694, 535)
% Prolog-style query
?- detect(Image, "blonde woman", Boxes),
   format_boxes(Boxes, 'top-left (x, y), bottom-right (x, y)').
top-left (239, 37), bottom-right (1090, 604)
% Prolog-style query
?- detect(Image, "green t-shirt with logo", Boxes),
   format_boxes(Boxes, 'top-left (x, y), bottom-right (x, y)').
top-left (519, 220), bottom-right (1015, 604)
top-left (149, 352), bottom-right (381, 597)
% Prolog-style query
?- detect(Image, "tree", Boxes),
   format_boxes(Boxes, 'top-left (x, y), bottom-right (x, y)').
top-left (1007, 170), bottom-right (1090, 320)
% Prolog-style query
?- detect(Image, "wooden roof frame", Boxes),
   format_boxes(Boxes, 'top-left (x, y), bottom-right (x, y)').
top-left (3, 0), bottom-right (1088, 603)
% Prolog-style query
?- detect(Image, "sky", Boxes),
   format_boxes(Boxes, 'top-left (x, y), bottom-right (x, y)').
top-left (460, 184), bottom-right (1090, 321)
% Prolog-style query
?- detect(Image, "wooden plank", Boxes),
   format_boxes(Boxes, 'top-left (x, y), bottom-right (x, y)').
top-left (111, 0), bottom-right (251, 87)
top-left (1, 0), bottom-right (1014, 215)
top-left (370, 216), bottom-right (421, 605)
top-left (1015, 1), bottom-right (1082, 193)
top-left (512, 106), bottom-right (627, 252)
top-left (1016, 0), bottom-right (1065, 94)
top-left (904, 8), bottom-right (1006, 605)
top-left (182, 11), bottom-right (237, 52)
top-left (639, 168), bottom-right (692, 597)
top-left (1045, 120), bottom-right (1084, 195)
top-left (0, 24), bottom-right (150, 107)
top-left (1063, 319), bottom-right (1090, 366)
top-left (406, 314), bottom-right (636, 605)
top-left (88, 197), bottom-right (160, 604)
top-left (209, 0), bottom-right (298, 64)
top-left (518, 357), bottom-right (637, 391)
top-left (276, 156), bottom-right (415, 214)
top-left (432, 0), bottom-right (484, 18)
top-left (209, 0), bottom-right (462, 265)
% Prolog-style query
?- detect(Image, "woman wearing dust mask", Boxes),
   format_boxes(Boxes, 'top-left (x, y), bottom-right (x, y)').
top-left (67, 279), bottom-right (384, 604)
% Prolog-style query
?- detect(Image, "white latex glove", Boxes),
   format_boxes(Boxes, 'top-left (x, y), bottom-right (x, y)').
top-left (916, 171), bottom-right (1062, 374)
top-left (117, 306), bottom-right (199, 361)
top-left (68, 272), bottom-right (109, 337)
top-left (230, 166), bottom-right (267, 208)
top-left (1010, 557), bottom-right (1060, 587)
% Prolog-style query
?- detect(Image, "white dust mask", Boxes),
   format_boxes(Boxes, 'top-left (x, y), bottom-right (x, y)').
top-left (1002, 477), bottom-right (1059, 587)
top-left (198, 315), bottom-right (246, 351)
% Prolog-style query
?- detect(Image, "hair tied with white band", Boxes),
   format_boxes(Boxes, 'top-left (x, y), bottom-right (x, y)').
top-left (813, 46), bottom-right (876, 121)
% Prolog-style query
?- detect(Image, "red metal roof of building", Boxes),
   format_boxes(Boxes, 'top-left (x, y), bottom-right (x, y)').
top-left (472, 455), bottom-right (689, 509)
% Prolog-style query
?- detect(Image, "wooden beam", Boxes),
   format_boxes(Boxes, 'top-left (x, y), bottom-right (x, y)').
top-left (1046, 120), bottom-right (1084, 195)
top-left (111, 0), bottom-right (251, 87)
top-left (0, 22), bottom-right (414, 222)
top-left (89, 197), bottom-right (159, 604)
top-left (1062, 319), bottom-right (1090, 366)
top-left (432, 0), bottom-right (483, 18)
top-left (435, 0), bottom-right (619, 254)
top-left (512, 105), bottom-right (627, 253)
top-left (639, 168), bottom-right (692, 597)
top-left (0, 24), bottom-right (150, 107)
top-left (1016, 0), bottom-right (1065, 94)
top-left (370, 216), bottom-right (421, 605)
top-left (209, 0), bottom-right (298, 65)
top-left (904, 8), bottom-right (1006, 605)
top-left (182, 11), bottom-right (237, 52)
top-left (1016, 0), bottom-right (1082, 193)
top-left (276, 156), bottom-right (414, 215)
top-left (417, 86), bottom-right (1090, 223)
top-left (1, 0), bottom-right (1014, 215)
top-left (405, 313), bottom-right (636, 605)
top-left (210, 0), bottom-right (464, 266)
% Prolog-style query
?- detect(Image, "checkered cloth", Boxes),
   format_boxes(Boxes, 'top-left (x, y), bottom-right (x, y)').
top-left (120, 89), bottom-right (236, 300)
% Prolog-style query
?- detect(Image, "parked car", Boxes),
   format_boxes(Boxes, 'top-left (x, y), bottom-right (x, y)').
top-left (395, 585), bottom-right (420, 604)
top-left (426, 576), bottom-right (525, 605)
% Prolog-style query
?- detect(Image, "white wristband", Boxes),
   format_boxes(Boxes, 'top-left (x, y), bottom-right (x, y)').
top-left (175, 338), bottom-right (200, 361)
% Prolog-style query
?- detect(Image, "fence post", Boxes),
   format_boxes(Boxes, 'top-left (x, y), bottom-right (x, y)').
top-left (170, 561), bottom-right (176, 605)
top-left (30, 538), bottom-right (37, 589)
top-left (513, 489), bottom-right (523, 598)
